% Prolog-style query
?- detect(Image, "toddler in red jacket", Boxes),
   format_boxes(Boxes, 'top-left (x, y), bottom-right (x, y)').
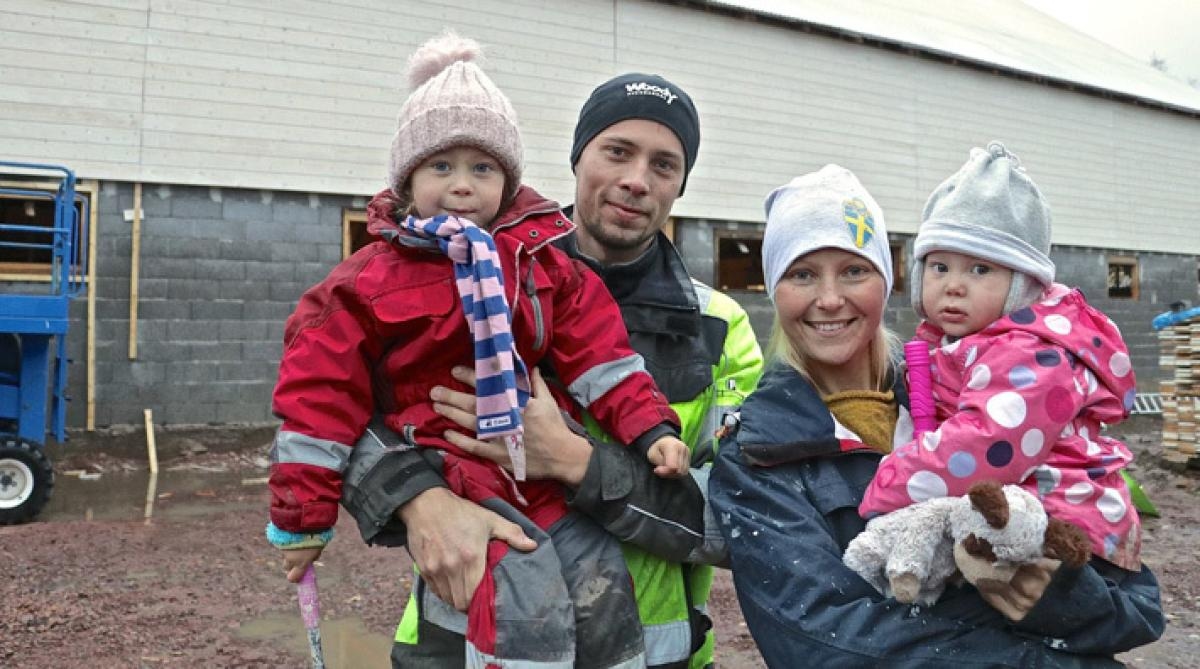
top-left (860, 142), bottom-right (1141, 572)
top-left (266, 32), bottom-right (687, 667)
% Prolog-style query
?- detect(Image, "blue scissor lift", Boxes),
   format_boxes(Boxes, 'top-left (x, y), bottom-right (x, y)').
top-left (0, 161), bottom-right (88, 524)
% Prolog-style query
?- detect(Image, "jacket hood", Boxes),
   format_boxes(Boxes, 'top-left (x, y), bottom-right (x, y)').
top-left (919, 283), bottom-right (1135, 420)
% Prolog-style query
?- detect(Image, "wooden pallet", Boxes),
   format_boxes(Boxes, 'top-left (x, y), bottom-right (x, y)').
top-left (1160, 319), bottom-right (1200, 464)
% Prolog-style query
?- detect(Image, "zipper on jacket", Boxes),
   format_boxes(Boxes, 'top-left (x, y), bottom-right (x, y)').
top-left (524, 259), bottom-right (545, 351)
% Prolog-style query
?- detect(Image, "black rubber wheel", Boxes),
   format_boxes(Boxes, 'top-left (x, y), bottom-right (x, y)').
top-left (0, 438), bottom-right (54, 525)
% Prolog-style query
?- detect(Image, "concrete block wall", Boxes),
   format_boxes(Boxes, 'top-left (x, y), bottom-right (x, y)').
top-left (44, 195), bottom-right (1194, 429)
top-left (676, 219), bottom-right (1197, 391)
top-left (65, 183), bottom-right (363, 428)
top-left (1051, 247), bottom-right (1197, 391)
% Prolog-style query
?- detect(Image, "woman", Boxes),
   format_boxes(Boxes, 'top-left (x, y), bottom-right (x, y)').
top-left (708, 165), bottom-right (1164, 667)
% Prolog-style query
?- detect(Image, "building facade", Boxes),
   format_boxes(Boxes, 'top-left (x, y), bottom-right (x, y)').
top-left (2, 0), bottom-right (1197, 428)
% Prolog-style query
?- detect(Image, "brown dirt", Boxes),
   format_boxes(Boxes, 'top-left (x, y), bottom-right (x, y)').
top-left (2, 418), bottom-right (1196, 668)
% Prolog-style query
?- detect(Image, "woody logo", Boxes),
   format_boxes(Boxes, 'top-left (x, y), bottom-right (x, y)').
top-left (624, 82), bottom-right (678, 104)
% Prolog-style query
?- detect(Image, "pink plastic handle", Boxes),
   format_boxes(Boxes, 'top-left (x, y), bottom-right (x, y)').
top-left (904, 340), bottom-right (937, 439)
top-left (297, 564), bottom-right (326, 668)
top-left (297, 564), bottom-right (321, 628)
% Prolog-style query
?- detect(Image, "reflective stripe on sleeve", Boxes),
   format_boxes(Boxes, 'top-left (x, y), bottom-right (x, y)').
top-left (270, 430), bottom-right (353, 473)
top-left (568, 354), bottom-right (647, 407)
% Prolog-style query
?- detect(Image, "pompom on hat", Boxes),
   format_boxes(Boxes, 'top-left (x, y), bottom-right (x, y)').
top-left (387, 31), bottom-right (523, 201)
top-left (912, 141), bottom-right (1055, 318)
top-left (762, 165), bottom-right (893, 302)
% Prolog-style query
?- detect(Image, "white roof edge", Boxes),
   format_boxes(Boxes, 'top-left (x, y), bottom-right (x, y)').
top-left (706, 0), bottom-right (1200, 116)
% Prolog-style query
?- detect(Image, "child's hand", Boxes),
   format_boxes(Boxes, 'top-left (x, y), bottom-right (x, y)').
top-left (648, 436), bottom-right (690, 478)
top-left (281, 546), bottom-right (324, 584)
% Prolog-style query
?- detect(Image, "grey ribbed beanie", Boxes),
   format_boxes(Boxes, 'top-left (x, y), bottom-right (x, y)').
top-left (912, 141), bottom-right (1054, 318)
top-left (387, 32), bottom-right (523, 200)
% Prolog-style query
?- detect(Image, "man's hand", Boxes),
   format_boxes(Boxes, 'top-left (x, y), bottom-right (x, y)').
top-left (281, 546), bottom-right (323, 584)
top-left (647, 436), bottom-right (689, 478)
top-left (975, 557), bottom-right (1060, 622)
top-left (398, 487), bottom-right (537, 611)
top-left (432, 366), bottom-right (592, 486)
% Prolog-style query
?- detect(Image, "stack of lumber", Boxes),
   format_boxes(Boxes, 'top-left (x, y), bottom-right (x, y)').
top-left (1160, 319), bottom-right (1200, 465)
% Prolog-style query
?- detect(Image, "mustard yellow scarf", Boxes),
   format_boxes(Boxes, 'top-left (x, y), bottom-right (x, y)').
top-left (823, 390), bottom-right (898, 454)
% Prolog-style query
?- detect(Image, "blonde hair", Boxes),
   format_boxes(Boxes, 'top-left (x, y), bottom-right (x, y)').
top-left (766, 319), bottom-right (900, 394)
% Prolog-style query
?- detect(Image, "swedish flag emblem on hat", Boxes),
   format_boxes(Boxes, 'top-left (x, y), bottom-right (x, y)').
top-left (843, 198), bottom-right (874, 249)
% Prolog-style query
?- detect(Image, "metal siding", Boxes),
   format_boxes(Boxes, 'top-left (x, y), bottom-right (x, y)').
top-left (1, 0), bottom-right (1197, 253)
top-left (618, 1), bottom-right (1199, 254)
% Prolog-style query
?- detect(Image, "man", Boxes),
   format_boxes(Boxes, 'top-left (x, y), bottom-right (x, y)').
top-left (341, 73), bottom-right (763, 668)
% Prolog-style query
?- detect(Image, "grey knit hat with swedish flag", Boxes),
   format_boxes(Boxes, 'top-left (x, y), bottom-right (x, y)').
top-left (763, 165), bottom-right (893, 302)
top-left (912, 141), bottom-right (1055, 318)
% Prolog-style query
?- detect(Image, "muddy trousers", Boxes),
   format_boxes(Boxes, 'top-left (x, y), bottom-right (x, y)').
top-left (393, 496), bottom-right (646, 669)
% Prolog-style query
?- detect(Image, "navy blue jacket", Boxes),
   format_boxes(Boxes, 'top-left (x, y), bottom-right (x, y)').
top-left (710, 364), bottom-right (1164, 668)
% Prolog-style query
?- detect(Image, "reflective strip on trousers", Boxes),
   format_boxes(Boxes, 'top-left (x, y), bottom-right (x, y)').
top-left (465, 642), bottom-right (574, 669)
top-left (421, 583), bottom-right (467, 635)
top-left (466, 644), bottom-right (648, 669)
top-left (643, 619), bottom-right (691, 666)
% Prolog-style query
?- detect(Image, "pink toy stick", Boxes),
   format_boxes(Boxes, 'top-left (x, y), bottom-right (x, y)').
top-left (904, 340), bottom-right (937, 440)
top-left (297, 564), bottom-right (326, 669)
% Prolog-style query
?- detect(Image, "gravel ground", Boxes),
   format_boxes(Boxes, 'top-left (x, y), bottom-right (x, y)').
top-left (2, 418), bottom-right (1195, 668)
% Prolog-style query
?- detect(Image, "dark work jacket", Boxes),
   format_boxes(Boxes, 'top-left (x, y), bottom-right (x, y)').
top-left (710, 364), bottom-right (1165, 669)
top-left (554, 226), bottom-right (724, 411)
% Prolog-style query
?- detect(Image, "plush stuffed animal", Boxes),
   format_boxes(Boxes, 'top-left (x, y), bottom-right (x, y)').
top-left (844, 481), bottom-right (1090, 606)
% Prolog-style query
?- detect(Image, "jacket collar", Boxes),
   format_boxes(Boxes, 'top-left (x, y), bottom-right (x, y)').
top-left (737, 362), bottom-right (909, 467)
top-left (556, 218), bottom-right (701, 336)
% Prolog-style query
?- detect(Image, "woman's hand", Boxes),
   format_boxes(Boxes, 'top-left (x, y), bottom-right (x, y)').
top-left (432, 366), bottom-right (592, 486)
top-left (974, 557), bottom-right (1061, 622)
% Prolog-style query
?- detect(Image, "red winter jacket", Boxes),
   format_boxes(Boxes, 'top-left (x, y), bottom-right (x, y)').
top-left (269, 186), bottom-right (679, 532)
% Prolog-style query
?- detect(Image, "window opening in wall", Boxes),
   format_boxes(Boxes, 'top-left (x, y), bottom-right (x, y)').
top-left (342, 209), bottom-right (370, 259)
top-left (890, 241), bottom-right (906, 294)
top-left (0, 182), bottom-right (92, 281)
top-left (715, 230), bottom-right (764, 292)
top-left (1106, 256), bottom-right (1138, 299)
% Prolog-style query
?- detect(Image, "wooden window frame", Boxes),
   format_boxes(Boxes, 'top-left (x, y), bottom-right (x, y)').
top-left (1106, 255), bottom-right (1139, 300)
top-left (713, 228), bottom-right (765, 293)
top-left (0, 178), bottom-right (96, 282)
top-left (890, 241), bottom-right (906, 294)
top-left (341, 208), bottom-right (369, 260)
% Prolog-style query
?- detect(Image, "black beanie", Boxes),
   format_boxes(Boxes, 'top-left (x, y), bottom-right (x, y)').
top-left (570, 73), bottom-right (700, 196)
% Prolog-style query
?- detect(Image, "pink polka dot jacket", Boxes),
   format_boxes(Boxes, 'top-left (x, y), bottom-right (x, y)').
top-left (861, 284), bottom-right (1142, 570)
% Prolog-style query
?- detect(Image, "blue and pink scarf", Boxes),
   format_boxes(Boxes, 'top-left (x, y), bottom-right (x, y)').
top-left (401, 214), bottom-right (530, 480)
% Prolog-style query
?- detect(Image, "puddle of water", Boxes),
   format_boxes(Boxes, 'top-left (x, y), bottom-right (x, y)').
top-left (238, 613), bottom-right (393, 668)
top-left (40, 468), bottom-right (266, 522)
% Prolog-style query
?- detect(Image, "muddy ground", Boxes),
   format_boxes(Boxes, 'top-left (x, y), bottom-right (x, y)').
top-left (1, 416), bottom-right (1196, 668)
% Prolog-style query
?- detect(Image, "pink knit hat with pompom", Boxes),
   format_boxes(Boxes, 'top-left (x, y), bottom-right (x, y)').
top-left (388, 31), bottom-right (523, 199)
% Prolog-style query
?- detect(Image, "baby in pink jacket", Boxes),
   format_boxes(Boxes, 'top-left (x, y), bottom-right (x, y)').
top-left (860, 142), bottom-right (1141, 571)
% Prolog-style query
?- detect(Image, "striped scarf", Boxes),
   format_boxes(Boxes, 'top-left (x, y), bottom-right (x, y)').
top-left (401, 214), bottom-right (530, 480)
